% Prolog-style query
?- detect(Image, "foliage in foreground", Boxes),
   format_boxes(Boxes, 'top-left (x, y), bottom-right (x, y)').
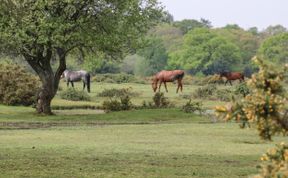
top-left (215, 56), bottom-right (288, 177)
top-left (215, 57), bottom-right (288, 140)
top-left (60, 88), bottom-right (91, 101)
top-left (254, 142), bottom-right (288, 178)
top-left (0, 63), bottom-right (40, 106)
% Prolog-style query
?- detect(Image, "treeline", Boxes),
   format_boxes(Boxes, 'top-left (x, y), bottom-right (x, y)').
top-left (9, 18), bottom-right (288, 77)
top-left (77, 18), bottom-right (287, 77)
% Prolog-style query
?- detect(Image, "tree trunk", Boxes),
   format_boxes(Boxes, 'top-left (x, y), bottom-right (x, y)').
top-left (36, 77), bottom-right (56, 115)
top-left (24, 48), bottom-right (66, 115)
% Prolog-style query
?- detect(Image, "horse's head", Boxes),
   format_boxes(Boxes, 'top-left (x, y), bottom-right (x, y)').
top-left (219, 71), bottom-right (229, 78)
top-left (61, 70), bottom-right (68, 79)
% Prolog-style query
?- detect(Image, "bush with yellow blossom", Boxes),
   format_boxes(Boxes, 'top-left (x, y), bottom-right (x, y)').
top-left (215, 56), bottom-right (287, 140)
top-left (254, 142), bottom-right (288, 178)
top-left (215, 56), bottom-right (288, 178)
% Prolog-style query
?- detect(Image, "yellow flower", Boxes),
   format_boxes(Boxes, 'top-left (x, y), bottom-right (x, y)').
top-left (215, 106), bottom-right (227, 112)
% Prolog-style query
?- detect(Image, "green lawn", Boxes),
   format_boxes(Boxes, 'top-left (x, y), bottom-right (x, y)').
top-left (0, 105), bottom-right (286, 178)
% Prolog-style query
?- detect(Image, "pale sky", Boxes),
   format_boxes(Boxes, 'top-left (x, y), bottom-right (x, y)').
top-left (159, 0), bottom-right (287, 30)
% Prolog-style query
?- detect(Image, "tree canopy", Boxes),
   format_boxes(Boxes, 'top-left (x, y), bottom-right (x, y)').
top-left (0, 0), bottom-right (163, 114)
top-left (258, 33), bottom-right (288, 65)
top-left (168, 28), bottom-right (241, 75)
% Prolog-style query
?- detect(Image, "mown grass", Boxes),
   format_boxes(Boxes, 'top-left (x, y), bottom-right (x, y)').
top-left (1, 81), bottom-right (286, 177)
top-left (0, 122), bottom-right (284, 178)
top-left (0, 105), bottom-right (204, 124)
top-left (0, 104), bottom-right (287, 177)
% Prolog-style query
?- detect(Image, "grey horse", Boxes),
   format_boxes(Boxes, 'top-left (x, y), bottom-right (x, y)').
top-left (62, 70), bottom-right (91, 93)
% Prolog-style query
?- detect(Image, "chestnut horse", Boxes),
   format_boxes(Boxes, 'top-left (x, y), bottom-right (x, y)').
top-left (220, 71), bottom-right (244, 86)
top-left (152, 70), bottom-right (185, 93)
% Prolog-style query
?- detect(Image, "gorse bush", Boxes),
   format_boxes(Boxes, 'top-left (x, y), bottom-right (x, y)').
top-left (191, 75), bottom-right (224, 86)
top-left (193, 84), bottom-right (216, 99)
top-left (0, 62), bottom-right (40, 106)
top-left (60, 88), bottom-right (91, 101)
top-left (254, 142), bottom-right (288, 178)
top-left (102, 95), bottom-right (133, 112)
top-left (182, 100), bottom-right (204, 114)
top-left (234, 82), bottom-right (250, 97)
top-left (153, 92), bottom-right (171, 108)
top-left (140, 92), bottom-right (173, 109)
top-left (192, 84), bottom-right (232, 101)
top-left (215, 57), bottom-right (288, 140)
top-left (258, 143), bottom-right (288, 177)
top-left (98, 88), bottom-right (139, 97)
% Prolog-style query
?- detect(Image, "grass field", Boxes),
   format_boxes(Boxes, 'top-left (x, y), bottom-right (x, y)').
top-left (53, 81), bottom-right (228, 109)
top-left (0, 105), bottom-right (286, 177)
top-left (0, 82), bottom-right (286, 177)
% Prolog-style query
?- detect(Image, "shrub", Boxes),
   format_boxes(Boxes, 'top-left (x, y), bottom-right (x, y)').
top-left (0, 62), bottom-right (40, 106)
top-left (192, 84), bottom-right (217, 99)
top-left (102, 95), bottom-right (133, 112)
top-left (181, 100), bottom-right (204, 114)
top-left (215, 89), bottom-right (233, 102)
top-left (254, 142), bottom-right (288, 178)
top-left (139, 92), bottom-right (173, 109)
top-left (191, 75), bottom-right (224, 86)
top-left (192, 84), bottom-right (233, 101)
top-left (60, 88), bottom-right (91, 101)
top-left (153, 92), bottom-right (171, 108)
top-left (98, 88), bottom-right (139, 97)
top-left (215, 56), bottom-right (288, 140)
top-left (234, 82), bottom-right (250, 97)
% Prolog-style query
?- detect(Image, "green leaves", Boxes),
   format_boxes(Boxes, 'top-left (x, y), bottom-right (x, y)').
top-left (258, 33), bottom-right (288, 64)
top-left (168, 28), bottom-right (241, 74)
top-left (215, 56), bottom-right (288, 140)
top-left (0, 0), bottom-right (163, 59)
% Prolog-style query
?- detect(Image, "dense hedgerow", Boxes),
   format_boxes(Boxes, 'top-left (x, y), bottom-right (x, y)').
top-left (0, 62), bottom-right (40, 106)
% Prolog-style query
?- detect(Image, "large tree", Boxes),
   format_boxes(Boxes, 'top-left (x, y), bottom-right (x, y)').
top-left (168, 28), bottom-right (241, 75)
top-left (0, 0), bottom-right (163, 114)
top-left (258, 33), bottom-right (288, 65)
top-left (136, 37), bottom-right (168, 76)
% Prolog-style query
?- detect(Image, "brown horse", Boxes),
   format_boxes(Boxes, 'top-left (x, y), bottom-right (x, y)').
top-left (220, 71), bottom-right (244, 86)
top-left (152, 70), bottom-right (185, 93)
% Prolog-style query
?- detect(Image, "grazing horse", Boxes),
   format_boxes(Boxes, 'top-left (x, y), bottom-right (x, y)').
top-left (62, 70), bottom-right (91, 93)
top-left (152, 70), bottom-right (185, 93)
top-left (219, 71), bottom-right (244, 86)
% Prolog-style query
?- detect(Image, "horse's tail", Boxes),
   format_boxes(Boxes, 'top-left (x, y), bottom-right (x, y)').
top-left (86, 73), bottom-right (91, 93)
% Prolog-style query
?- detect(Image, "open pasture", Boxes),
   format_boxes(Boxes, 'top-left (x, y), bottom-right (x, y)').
top-left (0, 103), bottom-right (286, 178)
top-left (53, 80), bottom-right (229, 109)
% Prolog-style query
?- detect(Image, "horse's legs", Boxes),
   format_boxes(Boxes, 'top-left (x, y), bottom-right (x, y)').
top-left (229, 80), bottom-right (233, 86)
top-left (71, 82), bottom-right (74, 88)
top-left (164, 82), bottom-right (168, 92)
top-left (176, 81), bottom-right (180, 93)
top-left (158, 81), bottom-right (162, 92)
top-left (83, 81), bottom-right (86, 91)
top-left (67, 81), bottom-right (69, 87)
top-left (180, 80), bottom-right (183, 92)
top-left (224, 80), bottom-right (228, 86)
